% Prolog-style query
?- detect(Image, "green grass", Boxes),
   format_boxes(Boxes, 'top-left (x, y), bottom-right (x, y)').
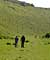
top-left (0, 36), bottom-right (50, 60)
top-left (0, 1), bottom-right (50, 60)
top-left (0, 0), bottom-right (50, 37)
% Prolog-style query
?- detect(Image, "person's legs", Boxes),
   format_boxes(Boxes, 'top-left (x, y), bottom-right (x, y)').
top-left (21, 42), bottom-right (24, 48)
top-left (15, 42), bottom-right (17, 47)
top-left (23, 42), bottom-right (24, 47)
top-left (15, 43), bottom-right (16, 47)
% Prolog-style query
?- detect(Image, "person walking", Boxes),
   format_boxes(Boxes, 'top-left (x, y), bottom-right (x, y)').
top-left (15, 36), bottom-right (19, 47)
top-left (21, 35), bottom-right (25, 48)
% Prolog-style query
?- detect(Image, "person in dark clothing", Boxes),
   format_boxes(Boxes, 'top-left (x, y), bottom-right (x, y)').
top-left (15, 36), bottom-right (18, 47)
top-left (21, 35), bottom-right (25, 48)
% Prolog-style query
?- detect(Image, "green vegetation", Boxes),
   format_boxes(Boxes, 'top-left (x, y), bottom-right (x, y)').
top-left (0, 36), bottom-right (50, 60)
top-left (0, 0), bottom-right (50, 60)
top-left (0, 0), bottom-right (50, 37)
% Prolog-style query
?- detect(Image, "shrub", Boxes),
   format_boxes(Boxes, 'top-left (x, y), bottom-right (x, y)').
top-left (48, 42), bottom-right (50, 44)
top-left (25, 40), bottom-right (29, 43)
top-left (45, 33), bottom-right (50, 38)
top-left (0, 37), bottom-right (2, 39)
top-left (42, 33), bottom-right (50, 38)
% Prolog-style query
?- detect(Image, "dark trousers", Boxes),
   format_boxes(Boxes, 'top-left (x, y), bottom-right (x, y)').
top-left (15, 42), bottom-right (18, 47)
top-left (21, 42), bottom-right (24, 48)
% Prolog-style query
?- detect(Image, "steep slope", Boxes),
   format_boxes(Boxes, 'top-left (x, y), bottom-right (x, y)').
top-left (0, 0), bottom-right (50, 37)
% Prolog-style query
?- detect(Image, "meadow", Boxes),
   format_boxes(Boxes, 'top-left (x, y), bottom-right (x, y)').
top-left (0, 35), bottom-right (50, 60)
top-left (0, 0), bottom-right (50, 60)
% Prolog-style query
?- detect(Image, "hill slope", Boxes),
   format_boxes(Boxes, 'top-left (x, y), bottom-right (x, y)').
top-left (0, 0), bottom-right (50, 37)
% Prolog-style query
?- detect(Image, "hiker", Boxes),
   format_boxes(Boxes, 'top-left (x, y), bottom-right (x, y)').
top-left (21, 35), bottom-right (25, 48)
top-left (15, 36), bottom-right (19, 47)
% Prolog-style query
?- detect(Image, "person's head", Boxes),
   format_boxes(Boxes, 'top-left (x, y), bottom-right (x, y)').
top-left (22, 35), bottom-right (25, 38)
top-left (16, 36), bottom-right (17, 38)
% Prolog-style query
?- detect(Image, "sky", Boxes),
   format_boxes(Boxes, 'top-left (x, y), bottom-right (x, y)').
top-left (18, 0), bottom-right (50, 8)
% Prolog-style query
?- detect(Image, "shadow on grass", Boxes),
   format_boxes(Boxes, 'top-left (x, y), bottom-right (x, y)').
top-left (15, 58), bottom-right (18, 60)
top-left (18, 56), bottom-right (22, 58)
top-left (20, 49), bottom-right (24, 51)
top-left (12, 43), bottom-right (17, 48)
top-left (13, 43), bottom-right (15, 45)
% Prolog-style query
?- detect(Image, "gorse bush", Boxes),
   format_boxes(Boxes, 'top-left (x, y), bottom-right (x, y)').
top-left (42, 33), bottom-right (50, 38)
top-left (45, 33), bottom-right (50, 38)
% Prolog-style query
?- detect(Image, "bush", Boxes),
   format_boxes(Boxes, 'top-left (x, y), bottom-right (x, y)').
top-left (0, 37), bottom-right (2, 39)
top-left (42, 33), bottom-right (50, 38)
top-left (25, 40), bottom-right (29, 43)
top-left (48, 42), bottom-right (50, 44)
top-left (45, 33), bottom-right (50, 38)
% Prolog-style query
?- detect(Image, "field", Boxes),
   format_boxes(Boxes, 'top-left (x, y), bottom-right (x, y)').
top-left (0, 36), bottom-right (50, 60)
top-left (0, 0), bottom-right (50, 60)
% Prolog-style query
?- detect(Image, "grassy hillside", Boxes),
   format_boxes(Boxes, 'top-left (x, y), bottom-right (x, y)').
top-left (0, 1), bottom-right (50, 60)
top-left (0, 0), bottom-right (50, 37)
